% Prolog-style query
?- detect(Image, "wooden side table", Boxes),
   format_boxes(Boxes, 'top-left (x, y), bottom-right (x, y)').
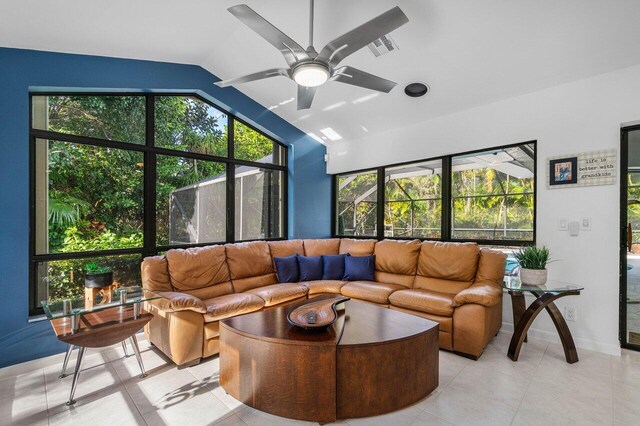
top-left (42, 287), bottom-right (161, 405)
top-left (503, 277), bottom-right (583, 364)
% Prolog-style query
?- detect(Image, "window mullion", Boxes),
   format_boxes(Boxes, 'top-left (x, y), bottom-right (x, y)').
top-left (441, 156), bottom-right (452, 241)
top-left (143, 95), bottom-right (157, 257)
top-left (226, 118), bottom-right (236, 243)
top-left (376, 167), bottom-right (385, 240)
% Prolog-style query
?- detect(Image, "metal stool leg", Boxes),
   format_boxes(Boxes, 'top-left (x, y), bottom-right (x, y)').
top-left (122, 341), bottom-right (129, 357)
top-left (129, 335), bottom-right (146, 378)
top-left (67, 347), bottom-right (86, 406)
top-left (59, 344), bottom-right (74, 379)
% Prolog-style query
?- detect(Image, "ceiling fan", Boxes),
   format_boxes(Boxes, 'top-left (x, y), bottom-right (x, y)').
top-left (215, 0), bottom-right (409, 110)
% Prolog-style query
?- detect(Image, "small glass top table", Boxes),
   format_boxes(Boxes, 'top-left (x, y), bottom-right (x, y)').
top-left (41, 286), bottom-right (162, 405)
top-left (503, 277), bottom-right (583, 364)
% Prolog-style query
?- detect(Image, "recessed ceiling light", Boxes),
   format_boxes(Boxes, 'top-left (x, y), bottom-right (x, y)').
top-left (404, 82), bottom-right (429, 98)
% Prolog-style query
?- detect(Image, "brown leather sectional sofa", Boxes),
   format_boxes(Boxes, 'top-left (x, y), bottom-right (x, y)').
top-left (141, 238), bottom-right (506, 366)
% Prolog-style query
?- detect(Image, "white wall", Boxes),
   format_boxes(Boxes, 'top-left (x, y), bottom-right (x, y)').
top-left (327, 63), bottom-right (640, 356)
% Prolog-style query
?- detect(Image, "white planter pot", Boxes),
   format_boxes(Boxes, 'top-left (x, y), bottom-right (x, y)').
top-left (520, 268), bottom-right (547, 285)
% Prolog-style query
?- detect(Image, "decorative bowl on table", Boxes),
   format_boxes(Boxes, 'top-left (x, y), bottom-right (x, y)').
top-left (287, 295), bottom-right (350, 330)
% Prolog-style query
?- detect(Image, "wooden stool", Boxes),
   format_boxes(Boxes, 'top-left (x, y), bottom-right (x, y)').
top-left (84, 285), bottom-right (113, 309)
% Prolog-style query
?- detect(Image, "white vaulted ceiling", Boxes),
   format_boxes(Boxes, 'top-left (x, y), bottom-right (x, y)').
top-left (2, 0), bottom-right (640, 145)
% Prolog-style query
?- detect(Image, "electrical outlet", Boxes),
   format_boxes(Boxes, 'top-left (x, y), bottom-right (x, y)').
top-left (565, 306), bottom-right (577, 322)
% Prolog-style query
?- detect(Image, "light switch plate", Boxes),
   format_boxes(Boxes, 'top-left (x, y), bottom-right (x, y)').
top-left (580, 217), bottom-right (591, 231)
top-left (558, 218), bottom-right (569, 230)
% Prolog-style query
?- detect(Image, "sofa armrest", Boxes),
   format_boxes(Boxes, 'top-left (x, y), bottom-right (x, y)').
top-left (148, 292), bottom-right (207, 314)
top-left (452, 282), bottom-right (502, 308)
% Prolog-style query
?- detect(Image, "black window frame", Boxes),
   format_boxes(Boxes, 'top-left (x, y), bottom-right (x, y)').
top-left (332, 140), bottom-right (537, 246)
top-left (29, 92), bottom-right (288, 316)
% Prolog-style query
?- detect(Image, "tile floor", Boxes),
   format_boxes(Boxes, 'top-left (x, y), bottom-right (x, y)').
top-left (1, 331), bottom-right (638, 425)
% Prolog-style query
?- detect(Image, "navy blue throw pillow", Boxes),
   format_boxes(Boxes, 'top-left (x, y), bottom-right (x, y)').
top-left (322, 254), bottom-right (347, 280)
top-left (274, 255), bottom-right (300, 283)
top-left (344, 255), bottom-right (376, 281)
top-left (298, 256), bottom-right (323, 281)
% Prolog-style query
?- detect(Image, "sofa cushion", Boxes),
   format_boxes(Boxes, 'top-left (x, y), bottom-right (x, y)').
top-left (322, 254), bottom-right (347, 280)
top-left (141, 255), bottom-right (173, 292)
top-left (389, 305), bottom-right (452, 333)
top-left (344, 255), bottom-right (376, 281)
top-left (412, 276), bottom-right (474, 295)
top-left (181, 284), bottom-right (237, 301)
top-left (374, 239), bottom-right (422, 276)
top-left (245, 283), bottom-right (309, 307)
top-left (166, 246), bottom-right (233, 296)
top-left (274, 255), bottom-right (300, 283)
top-left (389, 289), bottom-right (455, 317)
top-left (268, 240), bottom-right (305, 259)
top-left (453, 282), bottom-right (503, 308)
top-left (303, 238), bottom-right (341, 256)
top-left (302, 280), bottom-right (347, 295)
top-left (374, 271), bottom-right (415, 288)
top-left (372, 239), bottom-right (421, 287)
top-left (225, 241), bottom-right (274, 279)
top-left (298, 256), bottom-right (323, 281)
top-left (150, 291), bottom-right (207, 313)
top-left (475, 248), bottom-right (508, 285)
top-left (339, 238), bottom-right (377, 256)
top-left (203, 293), bottom-right (265, 323)
top-left (340, 281), bottom-right (404, 304)
top-left (231, 274), bottom-right (279, 294)
top-left (417, 241), bottom-right (480, 282)
top-left (225, 241), bottom-right (276, 292)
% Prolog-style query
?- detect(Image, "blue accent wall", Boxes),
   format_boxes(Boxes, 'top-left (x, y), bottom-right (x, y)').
top-left (0, 47), bottom-right (331, 368)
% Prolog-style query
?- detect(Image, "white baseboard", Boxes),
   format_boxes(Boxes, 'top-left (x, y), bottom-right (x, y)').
top-left (500, 323), bottom-right (621, 356)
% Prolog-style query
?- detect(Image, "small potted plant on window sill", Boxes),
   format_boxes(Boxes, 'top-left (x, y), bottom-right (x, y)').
top-left (514, 246), bottom-right (551, 285)
top-left (84, 262), bottom-right (113, 288)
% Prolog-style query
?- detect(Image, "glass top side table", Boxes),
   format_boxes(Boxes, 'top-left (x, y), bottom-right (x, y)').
top-left (41, 286), bottom-right (161, 321)
top-left (41, 286), bottom-right (162, 406)
top-left (503, 277), bottom-right (583, 364)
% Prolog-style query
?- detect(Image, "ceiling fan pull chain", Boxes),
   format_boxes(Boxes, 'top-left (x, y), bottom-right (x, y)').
top-left (309, 0), bottom-right (314, 49)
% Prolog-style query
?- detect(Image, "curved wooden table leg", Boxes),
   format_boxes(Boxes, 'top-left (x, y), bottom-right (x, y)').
top-left (509, 291), bottom-right (528, 342)
top-left (508, 291), bottom-right (579, 363)
top-left (541, 297), bottom-right (579, 364)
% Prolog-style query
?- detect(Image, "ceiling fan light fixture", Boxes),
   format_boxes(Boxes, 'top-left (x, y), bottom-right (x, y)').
top-left (293, 63), bottom-right (330, 87)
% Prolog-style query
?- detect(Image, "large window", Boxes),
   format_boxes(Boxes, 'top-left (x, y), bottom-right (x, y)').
top-left (334, 142), bottom-right (536, 245)
top-left (235, 166), bottom-right (284, 240)
top-left (30, 94), bottom-right (287, 314)
top-left (336, 170), bottom-right (379, 236)
top-left (451, 144), bottom-right (535, 241)
top-left (385, 160), bottom-right (442, 239)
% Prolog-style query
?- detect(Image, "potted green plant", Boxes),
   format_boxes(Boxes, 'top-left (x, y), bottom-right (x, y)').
top-left (84, 262), bottom-right (113, 288)
top-left (513, 246), bottom-right (550, 285)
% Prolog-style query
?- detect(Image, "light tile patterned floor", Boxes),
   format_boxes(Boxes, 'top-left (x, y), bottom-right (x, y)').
top-left (1, 332), bottom-right (639, 425)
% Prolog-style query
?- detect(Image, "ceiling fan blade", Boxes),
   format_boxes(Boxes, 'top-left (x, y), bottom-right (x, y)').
top-left (228, 4), bottom-right (309, 66)
top-left (332, 66), bottom-right (397, 93)
top-left (297, 85), bottom-right (316, 110)
top-left (215, 68), bottom-right (290, 88)
top-left (317, 6), bottom-right (409, 68)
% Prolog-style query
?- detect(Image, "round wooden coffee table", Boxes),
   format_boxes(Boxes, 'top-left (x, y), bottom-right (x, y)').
top-left (219, 295), bottom-right (439, 423)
